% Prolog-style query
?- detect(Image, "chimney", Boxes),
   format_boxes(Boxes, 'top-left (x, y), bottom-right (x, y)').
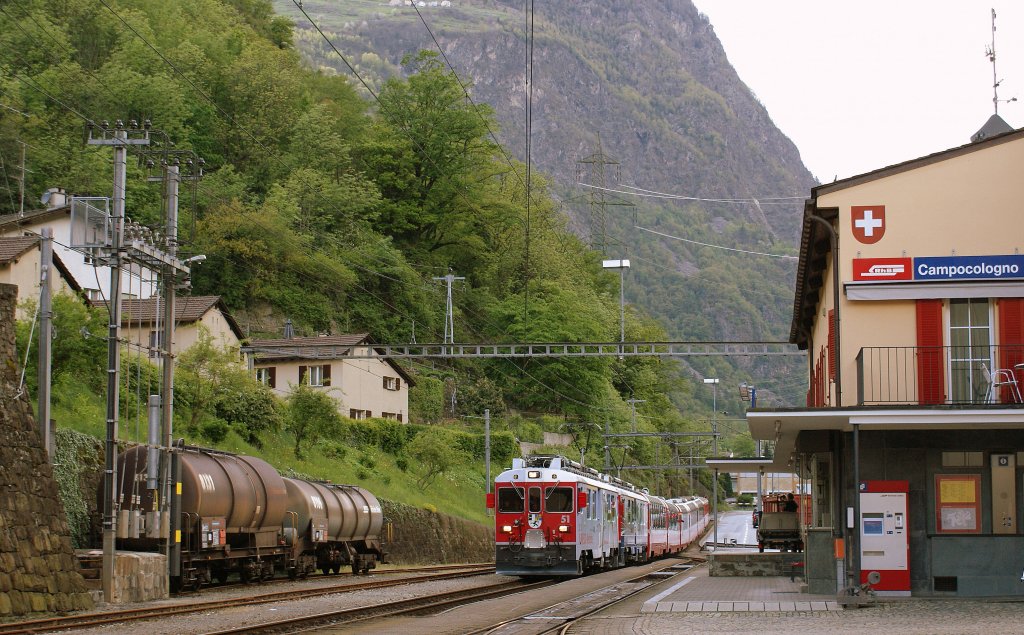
top-left (41, 187), bottom-right (67, 209)
top-left (283, 319), bottom-right (294, 339)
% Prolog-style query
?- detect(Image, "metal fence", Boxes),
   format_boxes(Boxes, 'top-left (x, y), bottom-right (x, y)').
top-left (856, 345), bottom-right (1024, 406)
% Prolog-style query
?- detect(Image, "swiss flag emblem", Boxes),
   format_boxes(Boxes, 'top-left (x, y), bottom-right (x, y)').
top-left (851, 206), bottom-right (885, 244)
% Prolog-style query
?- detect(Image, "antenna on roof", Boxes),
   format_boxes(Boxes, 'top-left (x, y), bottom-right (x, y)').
top-left (985, 8), bottom-right (1017, 115)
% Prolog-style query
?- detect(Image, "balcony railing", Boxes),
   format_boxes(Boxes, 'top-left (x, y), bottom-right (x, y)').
top-left (856, 345), bottom-right (1024, 406)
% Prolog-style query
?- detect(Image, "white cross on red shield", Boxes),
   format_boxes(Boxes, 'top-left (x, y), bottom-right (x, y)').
top-left (851, 205), bottom-right (885, 244)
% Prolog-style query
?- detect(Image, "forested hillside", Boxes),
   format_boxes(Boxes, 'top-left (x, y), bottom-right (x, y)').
top-left (0, 0), bottom-right (750, 499)
top-left (273, 0), bottom-right (817, 413)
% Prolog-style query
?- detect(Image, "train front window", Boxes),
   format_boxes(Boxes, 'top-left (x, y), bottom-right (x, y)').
top-left (528, 487), bottom-right (542, 513)
top-left (497, 487), bottom-right (524, 513)
top-left (545, 487), bottom-right (573, 513)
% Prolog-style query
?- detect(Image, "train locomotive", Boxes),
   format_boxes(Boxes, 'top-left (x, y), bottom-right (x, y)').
top-left (106, 445), bottom-right (385, 589)
top-left (489, 455), bottom-right (709, 576)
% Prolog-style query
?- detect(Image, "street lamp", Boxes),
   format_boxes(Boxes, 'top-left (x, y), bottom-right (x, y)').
top-left (704, 377), bottom-right (719, 549)
top-left (703, 378), bottom-right (719, 456)
top-left (602, 259), bottom-right (630, 351)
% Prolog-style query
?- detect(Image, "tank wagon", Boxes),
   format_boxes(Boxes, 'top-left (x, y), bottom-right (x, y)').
top-left (107, 446), bottom-right (385, 589)
top-left (488, 455), bottom-right (709, 576)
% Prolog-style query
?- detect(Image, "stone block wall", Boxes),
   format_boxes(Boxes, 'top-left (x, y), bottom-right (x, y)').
top-left (0, 283), bottom-right (93, 616)
top-left (381, 499), bottom-right (493, 564)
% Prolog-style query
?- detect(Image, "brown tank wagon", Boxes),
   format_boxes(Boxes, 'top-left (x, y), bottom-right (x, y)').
top-left (105, 445), bottom-right (386, 590)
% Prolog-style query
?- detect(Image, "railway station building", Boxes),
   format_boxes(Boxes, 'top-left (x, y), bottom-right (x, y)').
top-left (745, 120), bottom-right (1024, 597)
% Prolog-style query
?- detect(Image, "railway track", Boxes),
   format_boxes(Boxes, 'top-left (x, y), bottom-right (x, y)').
top-left (471, 557), bottom-right (703, 635)
top-left (200, 578), bottom-right (559, 635)
top-left (0, 564), bottom-right (495, 635)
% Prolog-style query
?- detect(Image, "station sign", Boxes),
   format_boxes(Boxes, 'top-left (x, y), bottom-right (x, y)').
top-left (852, 258), bottom-right (912, 281)
top-left (853, 254), bottom-right (1024, 282)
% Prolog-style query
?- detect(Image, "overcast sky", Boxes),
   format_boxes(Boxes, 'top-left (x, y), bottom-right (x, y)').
top-left (692, 1), bottom-right (1024, 183)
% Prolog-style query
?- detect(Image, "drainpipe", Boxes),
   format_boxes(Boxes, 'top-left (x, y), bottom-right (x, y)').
top-left (806, 205), bottom-right (841, 407)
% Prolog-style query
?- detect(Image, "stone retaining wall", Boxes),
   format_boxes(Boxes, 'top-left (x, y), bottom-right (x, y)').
top-left (381, 499), bottom-right (493, 564)
top-left (0, 283), bottom-right (93, 616)
top-left (710, 552), bottom-right (804, 577)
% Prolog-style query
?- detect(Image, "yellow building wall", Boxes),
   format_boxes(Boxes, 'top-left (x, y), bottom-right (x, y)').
top-left (811, 135), bottom-right (1024, 405)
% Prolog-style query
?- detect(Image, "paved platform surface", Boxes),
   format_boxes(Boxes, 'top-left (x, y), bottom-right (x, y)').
top-left (574, 563), bottom-right (1024, 635)
top-left (641, 566), bottom-right (840, 613)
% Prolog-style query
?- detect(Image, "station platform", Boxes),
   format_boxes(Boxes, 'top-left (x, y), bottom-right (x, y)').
top-left (641, 565), bottom-right (841, 613)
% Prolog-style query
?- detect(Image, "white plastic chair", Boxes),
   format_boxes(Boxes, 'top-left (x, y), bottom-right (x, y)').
top-left (981, 363), bottom-right (1022, 404)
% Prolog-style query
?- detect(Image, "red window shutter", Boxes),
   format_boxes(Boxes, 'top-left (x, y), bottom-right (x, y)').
top-left (268, 367), bottom-right (277, 389)
top-left (396, 378), bottom-right (401, 390)
top-left (998, 298), bottom-right (1024, 402)
top-left (827, 309), bottom-right (836, 381)
top-left (916, 299), bottom-right (945, 405)
top-left (298, 365), bottom-right (308, 385)
top-left (322, 364), bottom-right (331, 386)
top-left (382, 376), bottom-right (388, 389)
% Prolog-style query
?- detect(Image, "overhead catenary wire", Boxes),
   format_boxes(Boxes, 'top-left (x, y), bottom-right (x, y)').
top-left (635, 225), bottom-right (798, 260)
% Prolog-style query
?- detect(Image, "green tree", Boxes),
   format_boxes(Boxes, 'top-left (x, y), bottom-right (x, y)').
top-left (285, 383), bottom-right (341, 459)
top-left (407, 428), bottom-right (468, 489)
top-left (175, 327), bottom-right (249, 431)
top-left (214, 381), bottom-right (282, 448)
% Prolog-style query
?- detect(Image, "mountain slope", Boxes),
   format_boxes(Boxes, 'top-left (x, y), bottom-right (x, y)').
top-left (274, 0), bottom-right (816, 407)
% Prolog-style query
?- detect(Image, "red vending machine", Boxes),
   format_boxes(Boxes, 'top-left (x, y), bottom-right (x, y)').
top-left (859, 480), bottom-right (910, 595)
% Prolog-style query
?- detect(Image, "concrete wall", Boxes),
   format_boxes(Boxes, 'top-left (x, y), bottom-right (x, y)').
top-left (0, 283), bottom-right (93, 617)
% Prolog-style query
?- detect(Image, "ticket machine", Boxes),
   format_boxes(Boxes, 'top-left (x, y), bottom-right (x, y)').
top-left (859, 480), bottom-right (910, 595)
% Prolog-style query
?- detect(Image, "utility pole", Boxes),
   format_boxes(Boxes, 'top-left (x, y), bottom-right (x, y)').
top-left (87, 120), bottom-right (150, 604)
top-left (626, 397), bottom-right (645, 433)
top-left (37, 227), bottom-right (53, 461)
top-left (484, 408), bottom-right (491, 516)
top-left (432, 272), bottom-right (464, 353)
top-left (160, 161), bottom-right (180, 580)
top-left (575, 135), bottom-right (634, 255)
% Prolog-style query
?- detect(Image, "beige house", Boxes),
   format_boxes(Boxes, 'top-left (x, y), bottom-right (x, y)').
top-left (1, 198), bottom-right (159, 302)
top-left (0, 236), bottom-right (81, 317)
top-left (745, 118), bottom-right (1024, 597)
top-left (92, 295), bottom-right (243, 359)
top-left (249, 334), bottom-right (414, 422)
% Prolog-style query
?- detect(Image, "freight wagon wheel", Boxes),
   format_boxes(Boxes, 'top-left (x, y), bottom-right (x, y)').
top-left (215, 569), bottom-right (229, 584)
top-left (758, 544), bottom-right (764, 553)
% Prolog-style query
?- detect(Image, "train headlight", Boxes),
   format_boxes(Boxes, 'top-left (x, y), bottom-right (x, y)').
top-left (502, 525), bottom-right (513, 533)
top-left (527, 470), bottom-right (541, 479)
top-left (558, 525), bottom-right (569, 533)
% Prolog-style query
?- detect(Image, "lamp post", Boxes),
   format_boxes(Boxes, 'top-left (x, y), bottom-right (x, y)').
top-left (740, 382), bottom-right (761, 517)
top-left (704, 377), bottom-right (719, 549)
top-left (602, 259), bottom-right (630, 354)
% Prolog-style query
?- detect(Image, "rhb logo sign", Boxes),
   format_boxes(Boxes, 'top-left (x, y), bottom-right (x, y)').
top-left (853, 258), bottom-right (912, 281)
top-left (852, 206), bottom-right (885, 244)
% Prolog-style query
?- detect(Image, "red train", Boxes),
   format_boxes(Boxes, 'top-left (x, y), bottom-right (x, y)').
top-left (488, 455), bottom-right (709, 576)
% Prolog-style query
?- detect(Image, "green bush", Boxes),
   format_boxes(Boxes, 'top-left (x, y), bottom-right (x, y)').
top-left (199, 419), bottom-right (231, 444)
top-left (321, 440), bottom-right (348, 460)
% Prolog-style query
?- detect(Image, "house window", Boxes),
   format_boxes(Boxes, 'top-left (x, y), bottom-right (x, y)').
top-left (86, 288), bottom-right (103, 301)
top-left (349, 409), bottom-right (371, 420)
top-left (948, 298), bottom-right (992, 403)
top-left (298, 364), bottom-right (331, 387)
top-left (256, 367), bottom-right (277, 389)
top-left (381, 412), bottom-right (403, 422)
top-left (383, 376), bottom-right (401, 391)
top-left (148, 330), bottom-right (163, 359)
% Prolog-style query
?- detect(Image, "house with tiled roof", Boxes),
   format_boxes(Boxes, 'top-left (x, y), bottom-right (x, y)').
top-left (0, 192), bottom-right (159, 301)
top-left (91, 295), bottom-right (243, 359)
top-left (0, 235), bottom-right (81, 317)
top-left (248, 332), bottom-right (414, 422)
